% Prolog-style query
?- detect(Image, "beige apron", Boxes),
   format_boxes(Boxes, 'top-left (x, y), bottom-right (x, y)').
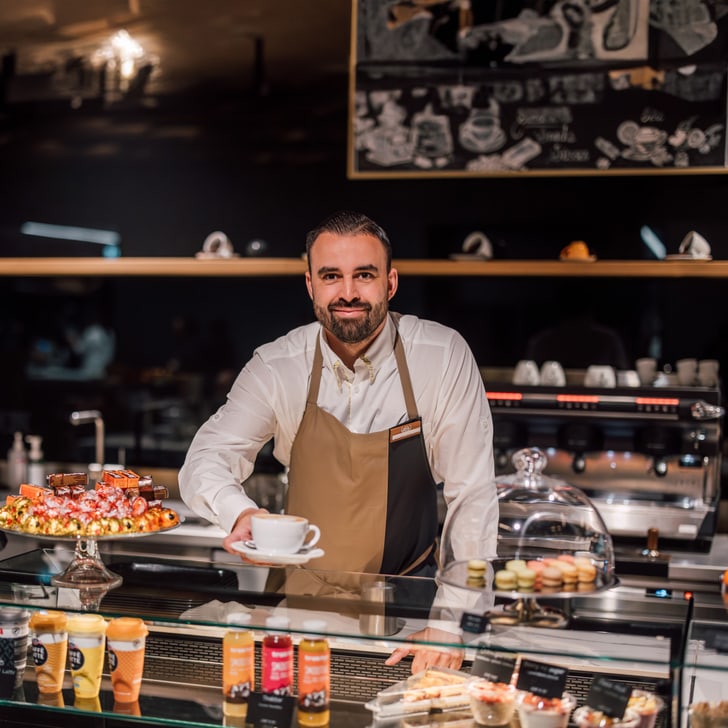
top-left (285, 314), bottom-right (439, 577)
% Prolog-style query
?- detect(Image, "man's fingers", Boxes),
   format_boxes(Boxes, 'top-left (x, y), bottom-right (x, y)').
top-left (385, 646), bottom-right (412, 666)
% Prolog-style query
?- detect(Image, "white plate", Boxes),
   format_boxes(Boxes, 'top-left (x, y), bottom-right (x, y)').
top-left (230, 541), bottom-right (325, 565)
top-left (664, 254), bottom-right (712, 261)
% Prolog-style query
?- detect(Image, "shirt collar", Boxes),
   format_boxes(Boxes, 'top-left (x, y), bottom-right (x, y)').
top-left (318, 314), bottom-right (396, 387)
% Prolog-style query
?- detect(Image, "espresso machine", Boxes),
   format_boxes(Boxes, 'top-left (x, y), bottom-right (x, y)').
top-left (483, 368), bottom-right (724, 552)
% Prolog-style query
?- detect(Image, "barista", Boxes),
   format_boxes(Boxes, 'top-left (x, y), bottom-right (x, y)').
top-left (179, 210), bottom-right (497, 666)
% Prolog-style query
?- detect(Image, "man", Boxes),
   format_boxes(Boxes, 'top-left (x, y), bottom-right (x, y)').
top-left (179, 210), bottom-right (497, 669)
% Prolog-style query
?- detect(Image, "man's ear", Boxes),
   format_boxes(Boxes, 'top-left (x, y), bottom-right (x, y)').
top-left (305, 271), bottom-right (314, 300)
top-left (387, 268), bottom-right (399, 300)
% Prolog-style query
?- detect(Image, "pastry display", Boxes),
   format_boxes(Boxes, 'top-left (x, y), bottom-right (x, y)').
top-left (467, 679), bottom-right (517, 726)
top-left (627, 690), bottom-right (664, 728)
top-left (689, 701), bottom-right (728, 728)
top-left (573, 706), bottom-right (641, 728)
top-left (516, 691), bottom-right (576, 728)
top-left (365, 667), bottom-right (471, 718)
top-left (0, 470), bottom-right (179, 537)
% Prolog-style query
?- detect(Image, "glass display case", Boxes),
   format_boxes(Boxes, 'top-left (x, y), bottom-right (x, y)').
top-left (0, 539), bottom-right (723, 728)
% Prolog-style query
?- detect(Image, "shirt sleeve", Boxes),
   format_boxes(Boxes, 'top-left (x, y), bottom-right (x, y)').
top-left (178, 352), bottom-right (280, 534)
top-left (427, 329), bottom-right (499, 562)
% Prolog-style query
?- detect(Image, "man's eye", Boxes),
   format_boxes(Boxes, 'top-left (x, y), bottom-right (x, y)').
top-left (321, 273), bottom-right (339, 281)
top-left (356, 272), bottom-right (374, 280)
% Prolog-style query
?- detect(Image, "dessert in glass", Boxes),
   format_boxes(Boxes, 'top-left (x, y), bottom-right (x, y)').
top-left (573, 705), bottom-right (641, 728)
top-left (467, 679), bottom-right (517, 725)
top-left (516, 691), bottom-right (576, 728)
top-left (628, 690), bottom-right (665, 728)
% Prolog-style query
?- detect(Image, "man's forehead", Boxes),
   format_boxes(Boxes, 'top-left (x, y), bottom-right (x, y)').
top-left (310, 232), bottom-right (387, 267)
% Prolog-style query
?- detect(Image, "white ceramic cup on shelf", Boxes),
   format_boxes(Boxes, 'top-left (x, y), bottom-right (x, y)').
top-left (250, 513), bottom-right (320, 554)
top-left (635, 357), bottom-right (658, 385)
top-left (676, 358), bottom-right (698, 386)
top-left (697, 359), bottom-right (720, 387)
top-left (513, 360), bottom-right (540, 386)
top-left (540, 360), bottom-right (566, 386)
top-left (584, 365), bottom-right (617, 388)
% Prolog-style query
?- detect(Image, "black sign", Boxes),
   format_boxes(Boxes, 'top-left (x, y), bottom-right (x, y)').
top-left (247, 691), bottom-right (296, 728)
top-left (705, 630), bottom-right (728, 655)
top-left (461, 611), bottom-right (489, 634)
top-left (515, 659), bottom-right (567, 699)
top-left (586, 676), bottom-right (631, 717)
top-left (472, 649), bottom-right (517, 683)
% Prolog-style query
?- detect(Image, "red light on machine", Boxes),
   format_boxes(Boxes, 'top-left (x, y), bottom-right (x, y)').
top-left (556, 394), bottom-right (600, 403)
top-left (486, 392), bottom-right (523, 401)
top-left (635, 397), bottom-right (680, 406)
top-left (684, 591), bottom-right (694, 601)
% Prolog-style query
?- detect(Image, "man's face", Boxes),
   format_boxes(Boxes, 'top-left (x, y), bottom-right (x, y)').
top-left (305, 231), bottom-right (398, 345)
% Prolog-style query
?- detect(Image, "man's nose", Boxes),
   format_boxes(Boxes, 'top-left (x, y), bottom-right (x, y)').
top-left (340, 277), bottom-right (359, 300)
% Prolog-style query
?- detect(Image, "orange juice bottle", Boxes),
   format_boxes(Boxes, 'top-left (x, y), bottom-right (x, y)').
top-left (297, 620), bottom-right (330, 726)
top-left (223, 612), bottom-right (255, 718)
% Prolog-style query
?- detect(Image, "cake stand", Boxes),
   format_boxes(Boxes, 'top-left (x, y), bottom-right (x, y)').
top-left (1, 525), bottom-right (179, 610)
top-left (438, 557), bottom-right (617, 628)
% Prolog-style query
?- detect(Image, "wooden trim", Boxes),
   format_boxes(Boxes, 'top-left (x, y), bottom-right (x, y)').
top-left (0, 257), bottom-right (725, 278)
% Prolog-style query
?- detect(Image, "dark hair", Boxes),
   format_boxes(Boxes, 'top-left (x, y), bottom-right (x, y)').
top-left (305, 210), bottom-right (392, 271)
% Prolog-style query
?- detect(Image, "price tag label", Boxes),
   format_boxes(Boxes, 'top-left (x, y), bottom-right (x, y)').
top-left (247, 692), bottom-right (295, 728)
top-left (515, 659), bottom-right (567, 699)
top-left (586, 676), bottom-right (631, 717)
top-left (472, 649), bottom-right (517, 683)
top-left (461, 611), bottom-right (489, 634)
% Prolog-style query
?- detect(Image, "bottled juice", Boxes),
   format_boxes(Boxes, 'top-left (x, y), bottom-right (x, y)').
top-left (297, 620), bottom-right (330, 726)
top-left (223, 612), bottom-right (255, 718)
top-left (261, 616), bottom-right (293, 696)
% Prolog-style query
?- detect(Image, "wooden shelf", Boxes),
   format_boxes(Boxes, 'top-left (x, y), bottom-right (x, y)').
top-left (0, 257), bottom-right (726, 278)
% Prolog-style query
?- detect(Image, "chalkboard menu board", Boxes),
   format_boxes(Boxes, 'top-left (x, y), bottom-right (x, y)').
top-left (349, 0), bottom-right (728, 176)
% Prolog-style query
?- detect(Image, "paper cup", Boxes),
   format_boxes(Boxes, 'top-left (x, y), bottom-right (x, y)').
top-left (107, 617), bottom-right (149, 702)
top-left (67, 613), bottom-right (108, 699)
top-left (29, 610), bottom-right (68, 694)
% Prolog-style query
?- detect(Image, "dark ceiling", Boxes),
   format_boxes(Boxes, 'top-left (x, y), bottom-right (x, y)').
top-left (0, 0), bottom-right (352, 100)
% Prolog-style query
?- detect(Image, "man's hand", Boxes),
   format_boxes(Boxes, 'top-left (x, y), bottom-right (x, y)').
top-left (222, 507), bottom-right (269, 555)
top-left (384, 627), bottom-right (464, 674)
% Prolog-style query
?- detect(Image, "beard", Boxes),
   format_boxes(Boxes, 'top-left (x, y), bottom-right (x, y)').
top-left (313, 298), bottom-right (389, 344)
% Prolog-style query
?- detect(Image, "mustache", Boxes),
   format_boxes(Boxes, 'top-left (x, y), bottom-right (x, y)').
top-left (328, 299), bottom-right (371, 312)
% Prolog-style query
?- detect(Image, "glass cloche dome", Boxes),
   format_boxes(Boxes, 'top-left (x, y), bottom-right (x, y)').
top-left (495, 447), bottom-right (615, 576)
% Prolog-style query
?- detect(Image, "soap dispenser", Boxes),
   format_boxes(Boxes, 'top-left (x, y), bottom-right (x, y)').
top-left (6, 432), bottom-right (28, 489)
top-left (25, 435), bottom-right (45, 485)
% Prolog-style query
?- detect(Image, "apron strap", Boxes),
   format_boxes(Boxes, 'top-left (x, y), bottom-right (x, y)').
top-left (399, 541), bottom-right (436, 576)
top-left (307, 335), bottom-right (324, 405)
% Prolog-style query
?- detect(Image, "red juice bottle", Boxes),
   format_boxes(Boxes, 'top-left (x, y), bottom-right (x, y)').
top-left (261, 616), bottom-right (293, 696)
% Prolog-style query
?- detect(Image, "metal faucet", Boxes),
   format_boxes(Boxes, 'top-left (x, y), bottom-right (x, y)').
top-left (69, 410), bottom-right (105, 466)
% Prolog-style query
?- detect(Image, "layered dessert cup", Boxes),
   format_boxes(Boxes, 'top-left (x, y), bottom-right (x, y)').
top-left (516, 691), bottom-right (576, 728)
top-left (467, 680), bottom-right (517, 725)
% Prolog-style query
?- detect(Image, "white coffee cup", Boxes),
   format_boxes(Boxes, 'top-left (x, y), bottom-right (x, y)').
top-left (697, 359), bottom-right (720, 387)
top-left (250, 514), bottom-right (321, 555)
top-left (635, 357), bottom-right (657, 385)
top-left (584, 365), bottom-right (616, 388)
top-left (513, 360), bottom-right (540, 385)
top-left (540, 360), bottom-right (566, 386)
top-left (676, 358), bottom-right (698, 386)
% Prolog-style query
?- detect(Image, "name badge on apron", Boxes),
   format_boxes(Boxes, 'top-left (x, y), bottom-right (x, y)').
top-left (389, 420), bottom-right (422, 443)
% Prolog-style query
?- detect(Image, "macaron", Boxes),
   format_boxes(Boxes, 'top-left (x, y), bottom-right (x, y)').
top-left (494, 569), bottom-right (517, 591)
top-left (541, 566), bottom-right (563, 588)
top-left (467, 559), bottom-right (487, 579)
top-left (558, 563), bottom-right (578, 584)
top-left (505, 559), bottom-right (527, 573)
top-left (517, 567), bottom-right (537, 591)
top-left (577, 562), bottom-right (597, 583)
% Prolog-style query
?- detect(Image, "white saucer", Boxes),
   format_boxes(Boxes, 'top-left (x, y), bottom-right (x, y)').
top-left (664, 254), bottom-right (712, 261)
top-left (230, 541), bottom-right (325, 565)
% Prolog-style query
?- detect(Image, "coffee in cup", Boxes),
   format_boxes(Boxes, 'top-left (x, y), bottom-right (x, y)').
top-left (106, 617), bottom-right (149, 703)
top-left (29, 610), bottom-right (68, 694)
top-left (250, 514), bottom-right (321, 554)
top-left (67, 613), bottom-right (108, 699)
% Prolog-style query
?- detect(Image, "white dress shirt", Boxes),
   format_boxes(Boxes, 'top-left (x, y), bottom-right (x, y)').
top-left (178, 313), bottom-right (498, 558)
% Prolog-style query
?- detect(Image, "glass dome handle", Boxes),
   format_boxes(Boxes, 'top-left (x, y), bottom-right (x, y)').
top-left (512, 447), bottom-right (548, 476)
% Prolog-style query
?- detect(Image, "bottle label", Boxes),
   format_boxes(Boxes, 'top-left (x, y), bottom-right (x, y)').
top-left (298, 651), bottom-right (330, 712)
top-left (262, 645), bottom-right (293, 695)
top-left (224, 642), bottom-right (254, 703)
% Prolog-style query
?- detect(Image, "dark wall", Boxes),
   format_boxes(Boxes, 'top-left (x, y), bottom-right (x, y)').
top-left (1, 80), bottom-right (727, 461)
